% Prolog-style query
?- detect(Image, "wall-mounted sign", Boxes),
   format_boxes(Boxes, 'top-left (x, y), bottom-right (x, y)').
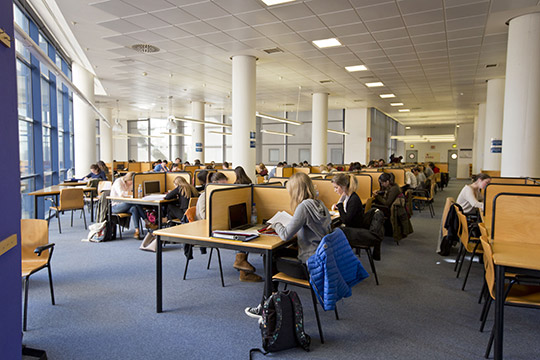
top-left (367, 137), bottom-right (372, 142)
top-left (490, 138), bottom-right (502, 154)
top-left (250, 131), bottom-right (256, 139)
top-left (250, 140), bottom-right (256, 148)
top-left (195, 142), bottom-right (202, 147)
top-left (195, 148), bottom-right (203, 152)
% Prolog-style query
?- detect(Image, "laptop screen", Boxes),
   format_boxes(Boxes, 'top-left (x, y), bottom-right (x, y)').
top-left (143, 181), bottom-right (161, 196)
top-left (228, 203), bottom-right (248, 230)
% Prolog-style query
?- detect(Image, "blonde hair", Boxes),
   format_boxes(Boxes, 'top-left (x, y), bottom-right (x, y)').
top-left (174, 176), bottom-right (198, 198)
top-left (123, 171), bottom-right (135, 182)
top-left (331, 173), bottom-right (358, 196)
top-left (286, 173), bottom-right (317, 211)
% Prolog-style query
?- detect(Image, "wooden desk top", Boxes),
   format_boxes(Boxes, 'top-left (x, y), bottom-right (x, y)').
top-left (154, 220), bottom-right (290, 250)
top-left (59, 181), bottom-right (87, 186)
top-left (107, 196), bottom-right (174, 206)
top-left (492, 242), bottom-right (540, 271)
top-left (29, 185), bottom-right (96, 196)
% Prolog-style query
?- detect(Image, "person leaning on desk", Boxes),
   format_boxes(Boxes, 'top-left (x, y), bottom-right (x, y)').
top-left (110, 171), bottom-right (148, 239)
top-left (83, 163), bottom-right (107, 181)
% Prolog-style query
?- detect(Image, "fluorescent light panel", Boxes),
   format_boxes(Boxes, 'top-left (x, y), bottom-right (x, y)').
top-left (312, 38), bottom-right (342, 48)
top-left (327, 129), bottom-right (349, 135)
top-left (261, 0), bottom-right (296, 5)
top-left (379, 94), bottom-right (395, 98)
top-left (209, 131), bottom-right (232, 136)
top-left (390, 103), bottom-right (404, 106)
top-left (256, 112), bottom-right (302, 125)
top-left (398, 109), bottom-right (410, 112)
top-left (160, 132), bottom-right (191, 137)
top-left (261, 129), bottom-right (294, 137)
top-left (170, 116), bottom-right (232, 128)
top-left (345, 65), bottom-right (367, 72)
top-left (391, 134), bottom-right (455, 142)
top-left (365, 82), bottom-right (384, 87)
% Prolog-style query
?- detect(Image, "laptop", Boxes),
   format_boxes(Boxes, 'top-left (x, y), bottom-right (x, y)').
top-left (143, 181), bottom-right (161, 196)
top-left (228, 203), bottom-right (263, 231)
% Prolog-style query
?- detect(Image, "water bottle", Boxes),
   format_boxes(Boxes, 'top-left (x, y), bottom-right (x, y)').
top-left (251, 203), bottom-right (257, 225)
top-left (138, 184), bottom-right (143, 198)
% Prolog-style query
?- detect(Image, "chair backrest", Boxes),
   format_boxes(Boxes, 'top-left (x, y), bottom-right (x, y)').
top-left (21, 219), bottom-right (49, 262)
top-left (59, 188), bottom-right (84, 210)
top-left (185, 206), bottom-right (196, 223)
top-left (479, 234), bottom-right (495, 300)
top-left (188, 197), bottom-right (198, 208)
top-left (455, 205), bottom-right (471, 247)
top-left (441, 197), bottom-right (455, 237)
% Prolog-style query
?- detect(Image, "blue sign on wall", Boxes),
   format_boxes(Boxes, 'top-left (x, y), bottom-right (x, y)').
top-left (250, 140), bottom-right (256, 148)
top-left (491, 139), bottom-right (502, 147)
top-left (196, 148), bottom-right (203, 152)
top-left (250, 131), bottom-right (256, 139)
top-left (195, 142), bottom-right (202, 147)
top-left (490, 147), bottom-right (502, 153)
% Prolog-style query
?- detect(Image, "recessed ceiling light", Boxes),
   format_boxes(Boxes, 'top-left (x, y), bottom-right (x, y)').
top-left (260, 0), bottom-right (296, 5)
top-left (405, 126), bottom-right (411, 130)
top-left (456, 124), bottom-right (460, 128)
top-left (312, 38), bottom-right (342, 48)
top-left (345, 65), bottom-right (367, 72)
top-left (398, 109), bottom-right (410, 112)
top-left (365, 82), bottom-right (384, 87)
top-left (391, 102), bottom-right (404, 106)
top-left (379, 93), bottom-right (395, 98)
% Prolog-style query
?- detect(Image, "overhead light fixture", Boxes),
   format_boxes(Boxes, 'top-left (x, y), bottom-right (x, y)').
top-left (166, 119), bottom-right (176, 130)
top-left (112, 100), bottom-right (122, 132)
top-left (256, 112), bottom-right (302, 126)
top-left (379, 94), bottom-right (395, 98)
top-left (327, 129), bottom-right (349, 136)
top-left (160, 132), bottom-right (191, 137)
top-left (405, 126), bottom-right (411, 130)
top-left (261, 0), bottom-right (296, 5)
top-left (261, 129), bottom-right (294, 137)
top-left (170, 116), bottom-right (232, 128)
top-left (209, 131), bottom-right (232, 136)
top-left (345, 65), bottom-right (367, 72)
top-left (312, 38), bottom-right (342, 49)
top-left (391, 134), bottom-right (455, 142)
top-left (398, 109), bottom-right (410, 112)
top-left (391, 103), bottom-right (404, 106)
top-left (456, 124), bottom-right (460, 128)
top-left (365, 82), bottom-right (384, 87)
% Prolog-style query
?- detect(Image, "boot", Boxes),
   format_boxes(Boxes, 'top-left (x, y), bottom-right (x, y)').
top-left (134, 229), bottom-right (140, 239)
top-left (239, 270), bottom-right (262, 282)
top-left (233, 253), bottom-right (256, 272)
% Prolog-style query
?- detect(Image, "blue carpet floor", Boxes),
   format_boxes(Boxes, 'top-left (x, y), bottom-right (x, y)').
top-left (21, 180), bottom-right (540, 359)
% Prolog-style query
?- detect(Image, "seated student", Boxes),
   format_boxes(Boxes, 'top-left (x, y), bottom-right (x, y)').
top-left (404, 168), bottom-right (418, 190)
top-left (257, 163), bottom-right (268, 177)
top-left (245, 173), bottom-right (331, 318)
top-left (373, 173), bottom-right (401, 218)
top-left (234, 166), bottom-right (252, 184)
top-left (153, 160), bottom-right (165, 172)
top-left (222, 161), bottom-right (230, 170)
top-left (424, 163), bottom-right (434, 178)
top-left (378, 159), bottom-right (385, 167)
top-left (194, 170), bottom-right (209, 221)
top-left (267, 162), bottom-right (283, 179)
top-left (83, 164), bottom-right (107, 181)
top-left (174, 157), bottom-right (182, 167)
top-left (331, 174), bottom-right (363, 228)
top-left (165, 176), bottom-right (198, 221)
top-left (161, 160), bottom-right (170, 172)
top-left (429, 162), bottom-right (440, 174)
top-left (110, 172), bottom-right (147, 239)
top-left (415, 166), bottom-right (427, 188)
top-left (456, 173), bottom-right (491, 216)
top-left (97, 161), bottom-right (110, 180)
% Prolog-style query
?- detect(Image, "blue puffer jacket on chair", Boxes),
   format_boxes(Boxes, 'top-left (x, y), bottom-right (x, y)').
top-left (306, 228), bottom-right (369, 311)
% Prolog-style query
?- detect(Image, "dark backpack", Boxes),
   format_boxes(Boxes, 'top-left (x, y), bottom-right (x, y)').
top-left (250, 290), bottom-right (310, 358)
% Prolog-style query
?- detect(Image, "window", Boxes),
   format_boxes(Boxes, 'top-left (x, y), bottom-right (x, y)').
top-left (269, 149), bottom-right (280, 162)
top-left (128, 120), bottom-right (149, 161)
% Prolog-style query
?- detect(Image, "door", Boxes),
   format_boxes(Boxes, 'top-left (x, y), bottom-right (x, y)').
top-left (448, 150), bottom-right (458, 178)
top-left (406, 150), bottom-right (418, 163)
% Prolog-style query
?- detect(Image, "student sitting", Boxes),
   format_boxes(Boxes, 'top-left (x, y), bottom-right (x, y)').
top-left (153, 160), bottom-right (165, 172)
top-left (257, 163), bottom-right (268, 177)
top-left (331, 174), bottom-right (363, 228)
top-left (110, 172), bottom-right (147, 239)
top-left (234, 166), bottom-right (252, 185)
top-left (456, 173), bottom-right (491, 217)
top-left (83, 164), bottom-right (107, 181)
top-left (97, 161), bottom-right (110, 180)
top-left (404, 168), bottom-right (418, 190)
top-left (373, 173), bottom-right (401, 218)
top-left (165, 176), bottom-right (198, 221)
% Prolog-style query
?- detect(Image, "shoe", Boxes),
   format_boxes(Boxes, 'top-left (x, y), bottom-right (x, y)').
top-left (145, 220), bottom-right (158, 230)
top-left (134, 229), bottom-right (140, 239)
top-left (234, 253), bottom-right (256, 272)
top-left (239, 270), bottom-right (263, 282)
top-left (244, 304), bottom-right (262, 319)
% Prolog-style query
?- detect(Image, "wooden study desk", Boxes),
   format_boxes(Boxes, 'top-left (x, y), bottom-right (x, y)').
top-left (58, 181), bottom-right (87, 186)
top-left (492, 242), bottom-right (540, 360)
top-left (107, 196), bottom-right (174, 230)
top-left (153, 220), bottom-right (294, 313)
top-left (29, 185), bottom-right (97, 222)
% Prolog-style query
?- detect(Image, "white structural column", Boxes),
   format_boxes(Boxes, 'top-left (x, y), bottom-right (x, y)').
top-left (312, 92), bottom-right (328, 166)
top-left (344, 108), bottom-right (370, 164)
top-left (191, 101), bottom-right (205, 163)
top-left (232, 55), bottom-right (256, 174)
top-left (72, 62), bottom-right (96, 178)
top-left (99, 107), bottom-right (113, 163)
top-left (482, 79), bottom-right (505, 171)
top-left (473, 103), bottom-right (486, 174)
top-left (501, 13), bottom-right (540, 177)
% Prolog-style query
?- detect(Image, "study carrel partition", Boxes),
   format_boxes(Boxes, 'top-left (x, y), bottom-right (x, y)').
top-left (194, 169), bottom-right (216, 186)
top-left (491, 193), bottom-right (540, 244)
top-left (489, 177), bottom-right (528, 185)
top-left (132, 173), bottom-right (166, 195)
top-left (311, 179), bottom-right (340, 209)
top-left (165, 172), bottom-right (192, 191)
top-left (384, 168), bottom-right (405, 187)
top-left (354, 174), bottom-right (373, 204)
top-left (253, 185), bottom-right (291, 224)
top-left (207, 185), bottom-right (251, 233)
top-left (217, 169), bottom-right (237, 183)
top-left (362, 171), bottom-right (383, 191)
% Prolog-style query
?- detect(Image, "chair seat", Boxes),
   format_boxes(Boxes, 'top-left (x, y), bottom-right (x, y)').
top-left (49, 206), bottom-right (82, 211)
top-left (506, 284), bottom-right (540, 305)
top-left (113, 212), bottom-right (131, 218)
top-left (413, 196), bottom-right (431, 201)
top-left (272, 272), bottom-right (310, 287)
top-left (22, 259), bottom-right (48, 277)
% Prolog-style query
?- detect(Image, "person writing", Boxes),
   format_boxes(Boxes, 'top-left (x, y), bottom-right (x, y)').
top-left (83, 164), bottom-right (107, 181)
top-left (110, 172), bottom-right (147, 239)
top-left (456, 173), bottom-right (491, 215)
top-left (331, 174), bottom-right (363, 228)
top-left (97, 161), bottom-right (110, 179)
top-left (373, 173), bottom-right (401, 217)
top-left (164, 176), bottom-right (198, 221)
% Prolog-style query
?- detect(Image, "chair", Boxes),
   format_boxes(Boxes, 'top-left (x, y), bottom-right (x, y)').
top-left (84, 180), bottom-right (111, 218)
top-left (272, 257), bottom-right (339, 344)
top-left (478, 235), bottom-right (540, 358)
top-left (454, 207), bottom-right (482, 291)
top-left (412, 180), bottom-right (436, 217)
top-left (48, 187), bottom-right (87, 233)
top-left (21, 219), bottom-right (55, 331)
top-left (188, 197), bottom-right (198, 208)
top-left (350, 245), bottom-right (379, 285)
top-left (181, 206), bottom-right (224, 287)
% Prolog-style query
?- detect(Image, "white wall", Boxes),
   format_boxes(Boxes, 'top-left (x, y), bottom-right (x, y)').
top-left (344, 108), bottom-right (369, 164)
top-left (405, 125), bottom-right (456, 163)
top-left (113, 119), bottom-right (128, 161)
top-left (457, 123), bottom-right (474, 178)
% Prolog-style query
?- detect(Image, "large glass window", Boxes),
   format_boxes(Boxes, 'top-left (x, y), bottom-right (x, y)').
top-left (19, 119), bottom-right (33, 176)
top-left (128, 120), bottom-right (149, 161)
top-left (150, 118), bottom-right (169, 160)
top-left (17, 61), bottom-right (32, 118)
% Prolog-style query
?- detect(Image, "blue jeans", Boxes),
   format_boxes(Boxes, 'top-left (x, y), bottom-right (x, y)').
top-left (112, 203), bottom-right (146, 229)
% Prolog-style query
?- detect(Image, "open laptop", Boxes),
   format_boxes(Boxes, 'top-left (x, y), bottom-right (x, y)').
top-left (143, 180), bottom-right (161, 196)
top-left (228, 203), bottom-right (263, 231)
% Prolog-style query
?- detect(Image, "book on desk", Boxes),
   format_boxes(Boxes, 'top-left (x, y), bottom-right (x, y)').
top-left (212, 230), bottom-right (260, 242)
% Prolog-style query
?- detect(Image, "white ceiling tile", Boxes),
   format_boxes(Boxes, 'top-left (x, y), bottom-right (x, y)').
top-left (446, 15), bottom-right (486, 32)
top-left (371, 28), bottom-right (408, 41)
top-left (448, 37), bottom-right (482, 49)
top-left (153, 26), bottom-right (191, 39)
top-left (211, 0), bottom-right (264, 13)
top-left (225, 27), bottom-right (264, 41)
top-left (175, 36), bottom-right (211, 48)
top-left (385, 45), bottom-right (415, 55)
top-left (102, 34), bottom-right (139, 46)
top-left (365, 17), bottom-right (406, 32)
top-left (253, 22), bottom-right (293, 36)
top-left (350, 0), bottom-right (395, 7)
top-left (98, 18), bottom-right (144, 33)
top-left (378, 38), bottom-right (413, 49)
top-left (356, 2), bottom-right (401, 21)
top-left (319, 10), bottom-right (362, 27)
top-left (285, 16), bottom-right (326, 32)
top-left (397, 0), bottom-right (443, 14)
top-left (388, 52), bottom-right (419, 61)
top-left (297, 28), bottom-right (335, 41)
top-left (182, 21), bottom-right (220, 35)
top-left (151, 39), bottom-right (185, 51)
top-left (92, 1), bottom-right (144, 17)
top-left (125, 14), bottom-right (170, 29)
top-left (180, 1), bottom-right (230, 20)
top-left (483, 33), bottom-right (508, 44)
top-left (235, 9), bottom-right (280, 26)
top-left (129, 30), bottom-right (168, 43)
top-left (306, 0), bottom-right (354, 14)
top-left (446, 2), bottom-right (490, 20)
top-left (407, 21), bottom-right (445, 36)
top-left (218, 41), bottom-right (254, 52)
top-left (128, 0), bottom-right (174, 12)
top-left (108, 46), bottom-right (141, 56)
top-left (151, 8), bottom-right (199, 24)
top-left (199, 31), bottom-right (236, 44)
top-left (339, 33), bottom-right (376, 46)
top-left (241, 37), bottom-right (278, 49)
top-left (205, 15), bottom-right (249, 31)
top-left (270, 33), bottom-right (305, 44)
top-left (447, 27), bottom-right (484, 40)
top-left (403, 9), bottom-right (444, 26)
top-left (267, 2), bottom-right (315, 21)
top-left (358, 49), bottom-right (387, 59)
top-left (331, 23), bottom-right (369, 37)
top-left (415, 42), bottom-right (447, 52)
top-left (348, 42), bottom-right (381, 52)
top-left (411, 32), bottom-right (446, 44)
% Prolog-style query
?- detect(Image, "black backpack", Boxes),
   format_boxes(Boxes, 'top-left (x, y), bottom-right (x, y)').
top-left (250, 290), bottom-right (310, 358)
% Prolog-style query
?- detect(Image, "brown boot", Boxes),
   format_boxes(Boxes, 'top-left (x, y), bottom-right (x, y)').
top-left (239, 270), bottom-right (263, 282)
top-left (134, 229), bottom-right (140, 239)
top-left (233, 253), bottom-right (256, 272)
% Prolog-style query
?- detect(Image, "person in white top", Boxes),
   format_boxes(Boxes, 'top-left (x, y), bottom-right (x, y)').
top-left (405, 169), bottom-right (418, 189)
top-left (456, 173), bottom-right (491, 214)
top-left (415, 167), bottom-right (427, 188)
top-left (110, 171), bottom-right (147, 239)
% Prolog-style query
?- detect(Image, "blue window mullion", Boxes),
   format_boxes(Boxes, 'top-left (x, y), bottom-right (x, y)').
top-left (48, 44), bottom-right (59, 184)
top-left (61, 60), bottom-right (71, 171)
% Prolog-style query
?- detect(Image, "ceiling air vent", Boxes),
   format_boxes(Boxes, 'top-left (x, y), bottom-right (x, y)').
top-left (485, 64), bottom-right (497, 68)
top-left (131, 44), bottom-right (160, 54)
top-left (263, 47), bottom-right (284, 54)
top-left (319, 79), bottom-right (333, 84)
top-left (354, 99), bottom-right (364, 102)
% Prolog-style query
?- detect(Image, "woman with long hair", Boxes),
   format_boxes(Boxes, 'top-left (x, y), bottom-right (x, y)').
top-left (165, 176), bottom-right (198, 221)
top-left (234, 166), bottom-right (252, 184)
top-left (331, 173), bottom-right (363, 228)
top-left (456, 173), bottom-right (491, 215)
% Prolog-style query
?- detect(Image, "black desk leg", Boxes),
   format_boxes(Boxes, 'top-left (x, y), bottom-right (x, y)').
top-left (34, 196), bottom-right (38, 219)
top-left (157, 235), bottom-right (163, 313)
top-left (494, 264), bottom-right (505, 360)
top-left (91, 195), bottom-right (94, 222)
top-left (157, 205), bottom-right (162, 229)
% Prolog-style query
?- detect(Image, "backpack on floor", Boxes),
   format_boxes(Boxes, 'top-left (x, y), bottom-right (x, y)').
top-left (249, 290), bottom-right (310, 359)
